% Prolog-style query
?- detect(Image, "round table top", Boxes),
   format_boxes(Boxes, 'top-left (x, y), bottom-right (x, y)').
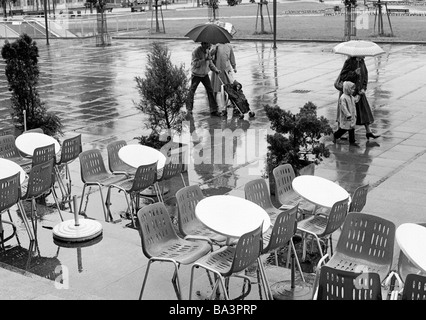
top-left (396, 223), bottom-right (426, 273)
top-left (0, 158), bottom-right (26, 184)
top-left (292, 175), bottom-right (349, 208)
top-left (118, 144), bottom-right (166, 170)
top-left (15, 132), bottom-right (61, 156)
top-left (195, 195), bottom-right (271, 239)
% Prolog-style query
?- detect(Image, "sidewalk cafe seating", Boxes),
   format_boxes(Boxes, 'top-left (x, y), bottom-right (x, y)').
top-left (54, 134), bottom-right (82, 212)
top-left (349, 184), bottom-right (369, 212)
top-left (313, 265), bottom-right (382, 300)
top-left (259, 205), bottom-right (304, 300)
top-left (316, 212), bottom-right (395, 288)
top-left (78, 149), bottom-right (128, 222)
top-left (176, 185), bottom-right (227, 246)
top-left (0, 172), bottom-right (34, 248)
top-left (244, 178), bottom-right (283, 223)
top-left (137, 202), bottom-right (212, 300)
top-left (297, 198), bottom-right (349, 259)
top-left (21, 159), bottom-right (64, 235)
top-left (272, 164), bottom-right (316, 219)
top-left (189, 223), bottom-right (271, 300)
top-left (107, 162), bottom-right (158, 228)
top-left (107, 140), bottom-right (136, 177)
top-left (0, 135), bottom-right (32, 171)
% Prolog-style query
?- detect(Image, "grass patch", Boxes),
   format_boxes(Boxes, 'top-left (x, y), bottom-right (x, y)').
top-left (140, 2), bottom-right (426, 42)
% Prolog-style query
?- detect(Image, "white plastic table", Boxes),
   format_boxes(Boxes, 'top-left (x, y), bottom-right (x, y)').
top-left (292, 175), bottom-right (350, 209)
top-left (396, 223), bottom-right (426, 274)
top-left (118, 144), bottom-right (166, 171)
top-left (0, 158), bottom-right (26, 184)
top-left (195, 195), bottom-right (271, 244)
top-left (118, 144), bottom-right (168, 197)
top-left (15, 132), bottom-right (61, 157)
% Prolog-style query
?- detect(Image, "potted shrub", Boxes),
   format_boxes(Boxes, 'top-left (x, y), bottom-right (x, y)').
top-left (264, 101), bottom-right (333, 194)
top-left (134, 41), bottom-right (189, 199)
top-left (135, 41), bottom-right (188, 150)
top-left (1, 33), bottom-right (63, 137)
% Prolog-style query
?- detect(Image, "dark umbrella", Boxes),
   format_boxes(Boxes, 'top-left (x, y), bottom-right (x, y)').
top-left (185, 23), bottom-right (233, 44)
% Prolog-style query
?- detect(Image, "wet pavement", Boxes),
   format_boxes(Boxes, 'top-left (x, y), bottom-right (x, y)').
top-left (1, 37), bottom-right (426, 300)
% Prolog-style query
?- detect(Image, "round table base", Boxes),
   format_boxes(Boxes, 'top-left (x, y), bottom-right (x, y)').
top-left (271, 280), bottom-right (313, 300)
top-left (52, 219), bottom-right (103, 243)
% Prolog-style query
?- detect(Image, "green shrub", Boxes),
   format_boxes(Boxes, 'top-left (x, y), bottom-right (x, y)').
top-left (134, 42), bottom-right (188, 149)
top-left (264, 101), bottom-right (332, 174)
top-left (1, 34), bottom-right (63, 137)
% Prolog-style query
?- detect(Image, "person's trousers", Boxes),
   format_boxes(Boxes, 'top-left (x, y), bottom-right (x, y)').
top-left (186, 74), bottom-right (218, 113)
top-left (334, 128), bottom-right (355, 143)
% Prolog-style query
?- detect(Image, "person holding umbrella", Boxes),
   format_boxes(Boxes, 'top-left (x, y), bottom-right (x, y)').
top-left (333, 40), bottom-right (384, 141)
top-left (339, 56), bottom-right (380, 141)
top-left (186, 42), bottom-right (222, 117)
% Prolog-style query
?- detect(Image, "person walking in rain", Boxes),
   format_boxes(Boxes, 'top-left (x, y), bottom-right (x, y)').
top-left (186, 42), bottom-right (222, 117)
top-left (340, 56), bottom-right (380, 141)
top-left (333, 81), bottom-right (359, 146)
top-left (210, 43), bottom-right (237, 114)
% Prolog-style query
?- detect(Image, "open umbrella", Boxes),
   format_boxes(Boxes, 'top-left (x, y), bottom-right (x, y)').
top-left (185, 23), bottom-right (233, 44)
top-left (333, 40), bottom-right (385, 57)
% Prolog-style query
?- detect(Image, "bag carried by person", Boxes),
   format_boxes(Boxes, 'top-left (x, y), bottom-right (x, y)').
top-left (334, 73), bottom-right (343, 91)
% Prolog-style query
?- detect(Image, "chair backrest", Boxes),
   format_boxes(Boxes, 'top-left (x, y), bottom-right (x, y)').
top-left (401, 274), bottom-right (426, 300)
top-left (244, 178), bottom-right (275, 211)
top-left (176, 184), bottom-right (205, 236)
top-left (262, 205), bottom-right (298, 254)
top-left (137, 202), bottom-right (180, 259)
top-left (349, 184), bottom-right (369, 212)
top-left (24, 158), bottom-right (55, 199)
top-left (0, 172), bottom-right (21, 213)
top-left (0, 135), bottom-right (21, 159)
top-left (129, 162), bottom-right (158, 193)
top-left (316, 265), bottom-right (382, 300)
top-left (272, 164), bottom-right (296, 206)
top-left (79, 149), bottom-right (109, 183)
top-left (320, 198), bottom-right (349, 237)
top-left (335, 212), bottom-right (395, 271)
top-left (32, 143), bottom-right (56, 167)
top-left (106, 140), bottom-right (128, 173)
top-left (225, 223), bottom-right (263, 277)
top-left (159, 151), bottom-right (183, 181)
top-left (59, 134), bottom-right (82, 165)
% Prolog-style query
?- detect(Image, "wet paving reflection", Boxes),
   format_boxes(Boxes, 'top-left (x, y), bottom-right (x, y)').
top-left (1, 38), bottom-right (426, 296)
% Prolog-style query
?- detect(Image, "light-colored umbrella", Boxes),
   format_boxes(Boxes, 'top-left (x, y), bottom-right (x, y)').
top-left (185, 23), bottom-right (233, 44)
top-left (333, 40), bottom-right (385, 57)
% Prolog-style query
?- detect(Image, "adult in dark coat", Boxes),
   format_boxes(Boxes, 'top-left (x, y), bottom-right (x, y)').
top-left (339, 56), bottom-right (380, 140)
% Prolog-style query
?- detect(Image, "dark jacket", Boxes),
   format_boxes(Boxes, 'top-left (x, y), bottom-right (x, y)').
top-left (340, 57), bottom-right (368, 95)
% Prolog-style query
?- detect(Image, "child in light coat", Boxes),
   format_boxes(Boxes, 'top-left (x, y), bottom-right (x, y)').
top-left (333, 81), bottom-right (359, 146)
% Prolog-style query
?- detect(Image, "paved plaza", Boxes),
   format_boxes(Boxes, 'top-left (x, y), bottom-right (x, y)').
top-left (0, 35), bottom-right (426, 301)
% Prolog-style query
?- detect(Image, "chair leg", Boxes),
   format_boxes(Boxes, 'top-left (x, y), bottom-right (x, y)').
top-left (290, 238), bottom-right (305, 282)
top-left (50, 187), bottom-right (64, 222)
top-left (180, 173), bottom-right (187, 187)
top-left (314, 235), bottom-right (324, 257)
top-left (139, 259), bottom-right (154, 300)
top-left (7, 210), bottom-right (21, 246)
top-left (78, 184), bottom-right (89, 216)
top-left (17, 200), bottom-right (35, 241)
top-left (171, 265), bottom-right (182, 300)
top-left (257, 257), bottom-right (273, 300)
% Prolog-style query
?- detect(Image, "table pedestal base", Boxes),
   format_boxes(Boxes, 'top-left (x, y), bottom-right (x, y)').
top-left (271, 280), bottom-right (312, 300)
